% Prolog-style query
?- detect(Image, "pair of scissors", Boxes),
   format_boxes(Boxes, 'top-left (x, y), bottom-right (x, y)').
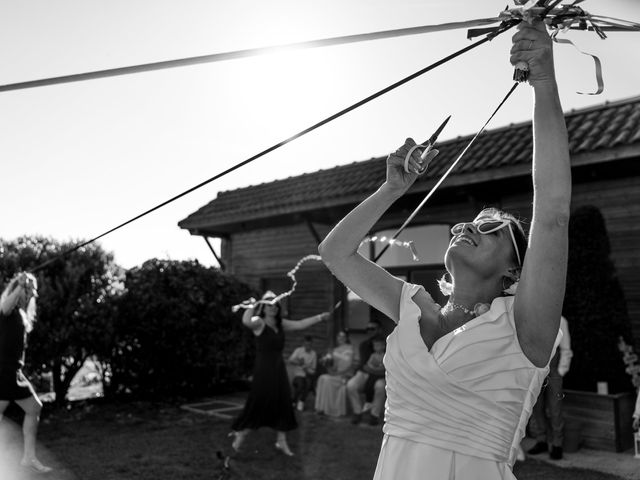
top-left (403, 115), bottom-right (451, 174)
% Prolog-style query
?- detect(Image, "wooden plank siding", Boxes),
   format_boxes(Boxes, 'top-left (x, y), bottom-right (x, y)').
top-left (563, 390), bottom-right (635, 452)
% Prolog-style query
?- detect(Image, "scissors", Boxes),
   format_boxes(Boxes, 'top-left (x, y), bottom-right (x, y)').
top-left (403, 115), bottom-right (451, 174)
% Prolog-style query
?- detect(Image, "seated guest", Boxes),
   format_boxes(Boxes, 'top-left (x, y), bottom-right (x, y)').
top-left (314, 331), bottom-right (354, 416)
top-left (288, 335), bottom-right (317, 411)
top-left (348, 336), bottom-right (387, 425)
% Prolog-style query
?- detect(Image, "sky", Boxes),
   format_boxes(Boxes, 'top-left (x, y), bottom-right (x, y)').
top-left (1, 0), bottom-right (639, 269)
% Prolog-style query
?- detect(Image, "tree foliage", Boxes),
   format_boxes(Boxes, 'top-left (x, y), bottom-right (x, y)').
top-left (0, 236), bottom-right (121, 403)
top-left (107, 259), bottom-right (255, 398)
top-left (562, 206), bottom-right (633, 393)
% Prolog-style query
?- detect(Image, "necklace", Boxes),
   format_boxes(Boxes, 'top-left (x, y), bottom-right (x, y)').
top-left (441, 301), bottom-right (475, 317)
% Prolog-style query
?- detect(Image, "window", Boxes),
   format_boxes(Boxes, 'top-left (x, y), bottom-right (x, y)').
top-left (342, 224), bottom-right (450, 329)
top-left (373, 224), bottom-right (450, 267)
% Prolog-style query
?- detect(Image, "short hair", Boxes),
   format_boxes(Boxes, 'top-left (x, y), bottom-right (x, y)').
top-left (304, 335), bottom-right (313, 342)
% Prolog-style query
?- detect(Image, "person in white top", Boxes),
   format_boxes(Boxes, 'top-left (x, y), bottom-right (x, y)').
top-left (527, 316), bottom-right (573, 460)
top-left (288, 335), bottom-right (317, 411)
top-left (319, 19), bottom-right (571, 479)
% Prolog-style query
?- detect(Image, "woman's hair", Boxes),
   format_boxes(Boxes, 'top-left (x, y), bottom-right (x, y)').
top-left (254, 291), bottom-right (283, 327)
top-left (438, 208), bottom-right (528, 297)
top-left (0, 272), bottom-right (38, 332)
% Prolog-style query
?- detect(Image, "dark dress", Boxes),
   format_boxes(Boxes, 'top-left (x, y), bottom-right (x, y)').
top-left (232, 324), bottom-right (297, 432)
top-left (0, 308), bottom-right (35, 401)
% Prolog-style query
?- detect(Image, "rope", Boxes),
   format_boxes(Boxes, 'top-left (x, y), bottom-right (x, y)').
top-left (373, 81), bottom-right (520, 263)
top-left (30, 21), bottom-right (518, 273)
top-left (0, 18), bottom-right (502, 93)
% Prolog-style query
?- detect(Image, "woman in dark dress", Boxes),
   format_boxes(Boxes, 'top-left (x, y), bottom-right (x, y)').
top-left (0, 272), bottom-right (52, 473)
top-left (231, 291), bottom-right (329, 456)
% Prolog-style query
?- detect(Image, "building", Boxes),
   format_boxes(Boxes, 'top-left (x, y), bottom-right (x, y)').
top-left (179, 96), bottom-right (640, 360)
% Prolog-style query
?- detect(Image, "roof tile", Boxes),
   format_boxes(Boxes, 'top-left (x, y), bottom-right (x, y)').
top-left (179, 96), bottom-right (640, 231)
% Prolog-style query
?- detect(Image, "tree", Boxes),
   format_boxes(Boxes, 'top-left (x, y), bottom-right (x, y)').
top-left (107, 259), bottom-right (255, 398)
top-left (0, 236), bottom-right (121, 403)
top-left (562, 206), bottom-right (634, 393)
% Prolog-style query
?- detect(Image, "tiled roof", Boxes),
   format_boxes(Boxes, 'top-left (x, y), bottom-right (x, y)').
top-left (179, 96), bottom-right (640, 233)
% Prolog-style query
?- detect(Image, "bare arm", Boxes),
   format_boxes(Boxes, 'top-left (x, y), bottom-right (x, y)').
top-left (0, 275), bottom-right (25, 315)
top-left (511, 22), bottom-right (572, 367)
top-left (319, 139), bottom-right (432, 322)
top-left (241, 302), bottom-right (264, 334)
top-left (282, 312), bottom-right (330, 332)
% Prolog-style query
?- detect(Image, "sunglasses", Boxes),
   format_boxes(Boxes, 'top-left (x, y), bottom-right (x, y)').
top-left (451, 219), bottom-right (522, 266)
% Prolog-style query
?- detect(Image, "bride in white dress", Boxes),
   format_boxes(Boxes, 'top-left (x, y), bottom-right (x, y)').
top-left (319, 20), bottom-right (571, 480)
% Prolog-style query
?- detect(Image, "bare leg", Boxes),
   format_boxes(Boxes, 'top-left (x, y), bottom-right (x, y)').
top-left (15, 395), bottom-right (52, 473)
top-left (370, 378), bottom-right (386, 419)
top-left (0, 400), bottom-right (9, 421)
top-left (346, 371), bottom-right (367, 415)
top-left (275, 431), bottom-right (293, 456)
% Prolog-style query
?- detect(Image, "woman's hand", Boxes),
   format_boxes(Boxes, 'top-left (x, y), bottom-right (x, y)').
top-left (510, 20), bottom-right (555, 88)
top-left (319, 312), bottom-right (330, 322)
top-left (382, 138), bottom-right (430, 194)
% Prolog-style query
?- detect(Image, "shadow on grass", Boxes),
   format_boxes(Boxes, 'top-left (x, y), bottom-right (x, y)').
top-left (0, 399), bottom-right (624, 480)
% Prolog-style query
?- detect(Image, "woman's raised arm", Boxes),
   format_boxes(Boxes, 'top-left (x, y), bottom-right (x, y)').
top-left (319, 139), bottom-right (434, 322)
top-left (511, 21), bottom-right (572, 367)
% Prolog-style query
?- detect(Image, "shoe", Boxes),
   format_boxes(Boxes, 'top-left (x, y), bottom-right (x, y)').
top-left (20, 458), bottom-right (53, 474)
top-left (229, 431), bottom-right (247, 452)
top-left (275, 441), bottom-right (294, 456)
top-left (550, 446), bottom-right (563, 460)
top-left (527, 441), bottom-right (548, 455)
top-left (351, 413), bottom-right (362, 425)
top-left (297, 400), bottom-right (304, 412)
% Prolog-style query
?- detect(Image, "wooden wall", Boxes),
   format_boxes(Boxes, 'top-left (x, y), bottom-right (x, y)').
top-left (499, 174), bottom-right (640, 340)
top-left (563, 389), bottom-right (634, 452)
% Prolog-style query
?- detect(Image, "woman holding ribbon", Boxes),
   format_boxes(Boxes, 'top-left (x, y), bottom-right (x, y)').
top-left (0, 272), bottom-right (52, 474)
top-left (230, 291), bottom-right (329, 457)
top-left (319, 20), bottom-right (570, 479)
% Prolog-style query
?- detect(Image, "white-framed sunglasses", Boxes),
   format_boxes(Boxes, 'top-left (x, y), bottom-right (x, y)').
top-left (451, 219), bottom-right (523, 266)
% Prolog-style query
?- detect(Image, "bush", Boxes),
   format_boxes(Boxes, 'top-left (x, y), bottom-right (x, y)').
top-left (562, 206), bottom-right (634, 393)
top-left (106, 259), bottom-right (255, 398)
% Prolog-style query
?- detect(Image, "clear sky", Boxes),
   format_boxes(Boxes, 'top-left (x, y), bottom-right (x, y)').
top-left (1, 0), bottom-right (639, 269)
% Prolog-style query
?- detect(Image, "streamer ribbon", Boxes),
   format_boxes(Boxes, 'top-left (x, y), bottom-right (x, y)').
top-left (467, 0), bottom-right (640, 94)
top-left (360, 236), bottom-right (420, 262)
top-left (231, 255), bottom-right (323, 312)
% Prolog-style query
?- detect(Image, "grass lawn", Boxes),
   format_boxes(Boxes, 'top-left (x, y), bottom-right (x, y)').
top-left (0, 398), bottom-right (627, 480)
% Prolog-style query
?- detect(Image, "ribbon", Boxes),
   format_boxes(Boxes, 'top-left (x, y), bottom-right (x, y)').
top-left (231, 255), bottom-right (323, 312)
top-left (360, 236), bottom-right (420, 262)
top-left (552, 36), bottom-right (604, 95)
top-left (467, 0), bottom-right (640, 95)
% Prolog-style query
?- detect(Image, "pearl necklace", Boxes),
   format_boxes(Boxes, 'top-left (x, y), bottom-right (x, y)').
top-left (441, 301), bottom-right (475, 317)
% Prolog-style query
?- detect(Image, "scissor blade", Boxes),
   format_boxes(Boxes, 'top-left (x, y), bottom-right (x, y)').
top-left (427, 115), bottom-right (451, 146)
